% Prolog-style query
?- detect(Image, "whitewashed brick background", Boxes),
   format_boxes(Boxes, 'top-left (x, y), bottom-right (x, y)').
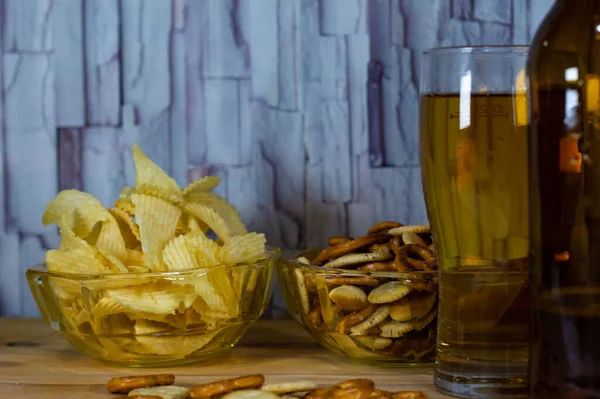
top-left (0, 0), bottom-right (554, 317)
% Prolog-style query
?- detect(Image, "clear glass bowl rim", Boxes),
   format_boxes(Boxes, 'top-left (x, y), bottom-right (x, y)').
top-left (422, 45), bottom-right (529, 56)
top-left (282, 249), bottom-right (438, 278)
top-left (27, 247), bottom-right (281, 281)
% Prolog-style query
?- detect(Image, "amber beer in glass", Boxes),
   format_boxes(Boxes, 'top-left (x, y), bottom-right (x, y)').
top-left (420, 47), bottom-right (530, 398)
top-left (528, 1), bottom-right (600, 398)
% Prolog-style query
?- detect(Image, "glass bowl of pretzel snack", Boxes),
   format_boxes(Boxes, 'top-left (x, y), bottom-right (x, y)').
top-left (26, 145), bottom-right (278, 367)
top-left (277, 221), bottom-right (438, 367)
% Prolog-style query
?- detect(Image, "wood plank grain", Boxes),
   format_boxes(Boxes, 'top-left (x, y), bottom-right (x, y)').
top-left (512, 0), bottom-right (528, 44)
top-left (371, 167), bottom-right (429, 226)
top-left (305, 164), bottom-right (347, 247)
top-left (0, 319), bottom-right (450, 399)
top-left (170, 30), bottom-right (189, 187)
top-left (202, 0), bottom-right (250, 78)
top-left (84, 0), bottom-right (121, 126)
top-left (238, 79), bottom-right (254, 166)
top-left (252, 104), bottom-right (304, 248)
top-left (82, 128), bottom-right (122, 209)
top-left (246, 0), bottom-right (279, 106)
top-left (481, 21), bottom-right (512, 44)
top-left (322, 101), bottom-right (352, 203)
top-left (0, 234), bottom-right (20, 316)
top-left (185, 0), bottom-right (208, 166)
top-left (441, 19), bottom-right (482, 46)
top-left (319, 36), bottom-right (346, 101)
top-left (173, 0), bottom-right (186, 30)
top-left (204, 79), bottom-right (241, 165)
top-left (3, 0), bottom-right (52, 52)
top-left (3, 54), bottom-right (57, 235)
top-left (52, 0), bottom-right (85, 126)
top-left (528, 0), bottom-right (555, 41)
top-left (451, 0), bottom-right (473, 20)
top-left (347, 35), bottom-right (370, 201)
top-left (120, 104), bottom-right (172, 189)
top-left (19, 235), bottom-right (44, 317)
top-left (346, 202), bottom-right (373, 238)
top-left (473, 0), bottom-right (511, 25)
top-left (320, 0), bottom-right (367, 35)
top-left (368, 0), bottom-right (392, 69)
top-left (299, 0), bottom-right (320, 82)
top-left (121, 0), bottom-right (172, 124)
top-left (187, 165), bottom-right (228, 199)
top-left (303, 81), bottom-right (323, 165)
top-left (278, 0), bottom-right (300, 110)
top-left (250, 147), bottom-right (284, 247)
top-left (226, 166), bottom-right (260, 231)
top-left (58, 128), bottom-right (83, 191)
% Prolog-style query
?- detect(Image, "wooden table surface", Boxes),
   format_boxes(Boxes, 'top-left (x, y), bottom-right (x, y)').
top-left (0, 318), bottom-right (450, 398)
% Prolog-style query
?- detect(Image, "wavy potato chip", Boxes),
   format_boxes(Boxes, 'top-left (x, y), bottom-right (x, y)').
top-left (136, 332), bottom-right (217, 356)
top-left (136, 183), bottom-right (184, 205)
top-left (125, 265), bottom-right (151, 273)
top-left (182, 175), bottom-right (221, 195)
top-left (101, 254), bottom-right (129, 273)
top-left (132, 144), bottom-right (181, 195)
top-left (91, 297), bottom-right (127, 318)
top-left (46, 248), bottom-right (107, 275)
top-left (95, 214), bottom-right (128, 262)
top-left (184, 192), bottom-right (247, 236)
top-left (42, 190), bottom-right (109, 239)
top-left (106, 283), bottom-right (186, 315)
top-left (109, 208), bottom-right (140, 248)
top-left (132, 194), bottom-right (182, 271)
top-left (133, 319), bottom-right (174, 335)
top-left (125, 248), bottom-right (145, 266)
top-left (218, 233), bottom-right (267, 265)
top-left (114, 198), bottom-right (135, 216)
top-left (74, 308), bottom-right (91, 326)
top-left (183, 203), bottom-right (231, 243)
top-left (187, 216), bottom-right (210, 234)
top-left (163, 233), bottom-right (220, 271)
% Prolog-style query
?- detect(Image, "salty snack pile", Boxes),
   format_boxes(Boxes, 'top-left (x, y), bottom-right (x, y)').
top-left (35, 145), bottom-right (272, 364)
top-left (281, 222), bottom-right (438, 364)
top-left (105, 373), bottom-right (428, 399)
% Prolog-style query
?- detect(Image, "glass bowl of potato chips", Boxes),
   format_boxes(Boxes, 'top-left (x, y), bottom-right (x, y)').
top-left (26, 144), bottom-right (278, 367)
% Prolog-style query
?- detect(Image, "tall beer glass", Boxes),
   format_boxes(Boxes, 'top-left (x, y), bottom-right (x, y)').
top-left (420, 47), bottom-right (530, 398)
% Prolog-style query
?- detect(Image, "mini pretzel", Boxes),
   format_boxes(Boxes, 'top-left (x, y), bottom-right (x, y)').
top-left (313, 234), bottom-right (390, 265)
top-left (333, 379), bottom-right (376, 399)
top-left (325, 276), bottom-right (380, 287)
top-left (189, 375), bottom-right (265, 398)
top-left (390, 392), bottom-right (429, 399)
top-left (396, 244), bottom-right (435, 271)
top-left (391, 237), bottom-right (411, 272)
top-left (336, 379), bottom-right (376, 391)
top-left (367, 221), bottom-right (402, 235)
top-left (305, 387), bottom-right (338, 399)
top-left (385, 327), bottom-right (436, 357)
top-left (308, 304), bottom-right (322, 328)
top-left (357, 261), bottom-right (396, 272)
top-left (337, 304), bottom-right (378, 334)
top-left (369, 243), bottom-right (392, 253)
top-left (329, 236), bottom-right (353, 246)
top-left (370, 389), bottom-right (393, 398)
top-left (105, 374), bottom-right (175, 394)
top-left (404, 279), bottom-right (438, 293)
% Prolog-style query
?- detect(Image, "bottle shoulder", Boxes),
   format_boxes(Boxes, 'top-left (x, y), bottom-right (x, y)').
top-left (530, 3), bottom-right (600, 55)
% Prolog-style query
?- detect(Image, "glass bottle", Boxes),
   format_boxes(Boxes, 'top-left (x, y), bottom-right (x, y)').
top-left (528, 1), bottom-right (600, 398)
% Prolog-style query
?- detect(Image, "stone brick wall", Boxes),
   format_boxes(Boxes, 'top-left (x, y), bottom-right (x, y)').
top-left (0, 0), bottom-right (555, 317)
